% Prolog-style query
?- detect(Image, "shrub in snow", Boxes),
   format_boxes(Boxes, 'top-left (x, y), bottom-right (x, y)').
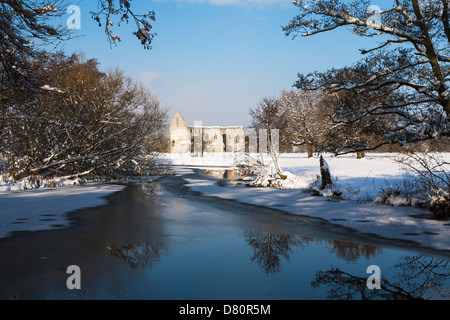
top-left (271, 171), bottom-right (309, 189)
top-left (0, 172), bottom-right (159, 192)
top-left (248, 169), bottom-right (308, 189)
top-left (0, 174), bottom-right (85, 192)
top-left (249, 167), bottom-right (275, 188)
top-left (430, 189), bottom-right (450, 220)
top-left (385, 194), bottom-right (412, 206)
top-left (394, 153), bottom-right (450, 219)
top-left (308, 174), bottom-right (343, 199)
top-left (374, 182), bottom-right (427, 208)
top-left (247, 166), bottom-right (308, 189)
top-left (235, 156), bottom-right (274, 187)
top-left (236, 154), bottom-right (308, 189)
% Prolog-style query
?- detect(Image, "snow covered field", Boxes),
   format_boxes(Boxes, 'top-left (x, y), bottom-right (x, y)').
top-left (164, 152), bottom-right (450, 201)
top-left (165, 152), bottom-right (450, 251)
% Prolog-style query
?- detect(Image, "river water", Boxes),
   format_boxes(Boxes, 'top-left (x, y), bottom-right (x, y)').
top-left (0, 169), bottom-right (449, 300)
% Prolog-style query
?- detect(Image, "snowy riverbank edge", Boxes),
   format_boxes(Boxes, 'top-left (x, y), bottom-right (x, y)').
top-left (0, 152), bottom-right (449, 253)
top-left (174, 165), bottom-right (450, 253)
top-left (184, 177), bottom-right (450, 252)
top-left (0, 183), bottom-right (126, 239)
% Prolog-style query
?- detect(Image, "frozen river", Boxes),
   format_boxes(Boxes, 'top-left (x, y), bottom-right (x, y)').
top-left (0, 169), bottom-right (449, 300)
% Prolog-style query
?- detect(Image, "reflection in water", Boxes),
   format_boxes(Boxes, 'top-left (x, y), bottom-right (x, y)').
top-left (312, 255), bottom-right (450, 300)
top-left (203, 170), bottom-right (240, 181)
top-left (327, 240), bottom-right (383, 262)
top-left (246, 232), bottom-right (383, 274)
top-left (104, 233), bottom-right (385, 278)
top-left (203, 169), bottom-right (247, 186)
top-left (246, 233), bottom-right (305, 274)
top-left (106, 242), bottom-right (168, 269)
top-left (104, 232), bottom-right (384, 277)
top-left (2, 172), bottom-right (450, 300)
top-left (393, 256), bottom-right (450, 299)
top-left (141, 181), bottom-right (163, 196)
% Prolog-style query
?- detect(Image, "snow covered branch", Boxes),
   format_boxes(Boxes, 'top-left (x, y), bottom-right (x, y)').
top-left (285, 0), bottom-right (450, 118)
top-left (0, 52), bottom-right (168, 181)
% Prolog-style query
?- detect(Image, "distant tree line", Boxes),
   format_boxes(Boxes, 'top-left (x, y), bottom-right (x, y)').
top-left (251, 0), bottom-right (450, 158)
top-left (250, 88), bottom-right (450, 158)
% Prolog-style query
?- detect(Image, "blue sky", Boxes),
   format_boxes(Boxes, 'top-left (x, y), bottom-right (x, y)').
top-left (58, 0), bottom-right (387, 127)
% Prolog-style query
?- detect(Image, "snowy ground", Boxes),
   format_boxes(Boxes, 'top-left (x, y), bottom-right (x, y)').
top-left (1, 152), bottom-right (449, 251)
top-left (165, 152), bottom-right (450, 252)
top-left (0, 184), bottom-right (125, 239)
top-left (0, 175), bottom-right (84, 192)
top-left (164, 152), bottom-right (450, 203)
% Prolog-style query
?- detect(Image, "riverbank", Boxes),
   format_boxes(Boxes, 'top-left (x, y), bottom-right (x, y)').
top-left (1, 152), bottom-right (449, 253)
top-left (0, 184), bottom-right (126, 239)
top-left (163, 152), bottom-right (450, 203)
top-left (179, 166), bottom-right (450, 253)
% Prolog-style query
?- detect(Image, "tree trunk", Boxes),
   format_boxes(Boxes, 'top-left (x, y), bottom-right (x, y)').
top-left (306, 142), bottom-right (314, 158)
top-left (269, 140), bottom-right (287, 180)
top-left (320, 155), bottom-right (332, 190)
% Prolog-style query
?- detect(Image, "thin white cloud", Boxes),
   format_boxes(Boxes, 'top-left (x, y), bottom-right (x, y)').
top-left (139, 71), bottom-right (164, 84)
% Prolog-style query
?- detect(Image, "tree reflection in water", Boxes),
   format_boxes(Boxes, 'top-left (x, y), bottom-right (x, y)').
top-left (327, 240), bottom-right (383, 262)
top-left (105, 234), bottom-right (450, 299)
top-left (312, 256), bottom-right (450, 300)
top-left (246, 232), bottom-right (450, 299)
top-left (246, 232), bottom-right (382, 274)
top-left (392, 256), bottom-right (450, 299)
top-left (246, 233), bottom-right (305, 274)
top-left (106, 242), bottom-right (168, 269)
